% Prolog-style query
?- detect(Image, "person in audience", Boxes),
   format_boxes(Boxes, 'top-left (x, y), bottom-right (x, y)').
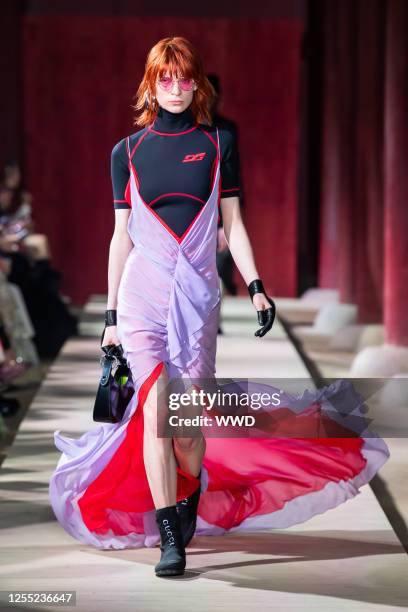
top-left (0, 172), bottom-right (51, 262)
top-left (0, 162), bottom-right (78, 358)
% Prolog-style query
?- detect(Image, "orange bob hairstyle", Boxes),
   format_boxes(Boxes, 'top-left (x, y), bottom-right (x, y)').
top-left (132, 36), bottom-right (216, 127)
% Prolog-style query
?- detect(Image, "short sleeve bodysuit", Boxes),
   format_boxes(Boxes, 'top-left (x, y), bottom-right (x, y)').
top-left (110, 105), bottom-right (240, 237)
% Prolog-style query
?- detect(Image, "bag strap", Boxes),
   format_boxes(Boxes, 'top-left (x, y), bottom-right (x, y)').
top-left (100, 355), bottom-right (114, 386)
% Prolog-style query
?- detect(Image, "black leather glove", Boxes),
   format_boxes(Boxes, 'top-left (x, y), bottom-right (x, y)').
top-left (101, 309), bottom-right (117, 347)
top-left (247, 279), bottom-right (276, 337)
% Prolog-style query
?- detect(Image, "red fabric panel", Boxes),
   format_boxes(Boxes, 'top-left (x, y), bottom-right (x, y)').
top-left (78, 361), bottom-right (200, 535)
top-left (23, 15), bottom-right (303, 304)
top-left (79, 357), bottom-right (366, 537)
top-left (200, 434), bottom-right (365, 530)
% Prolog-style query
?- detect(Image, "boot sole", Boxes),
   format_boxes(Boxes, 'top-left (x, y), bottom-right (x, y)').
top-left (155, 567), bottom-right (185, 577)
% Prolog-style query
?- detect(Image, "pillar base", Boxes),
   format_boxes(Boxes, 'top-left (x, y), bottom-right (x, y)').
top-left (350, 343), bottom-right (408, 377)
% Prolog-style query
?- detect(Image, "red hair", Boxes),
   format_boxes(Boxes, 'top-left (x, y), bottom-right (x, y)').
top-left (132, 36), bottom-right (216, 127)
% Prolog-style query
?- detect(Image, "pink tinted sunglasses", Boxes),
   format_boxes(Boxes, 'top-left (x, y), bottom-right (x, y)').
top-left (157, 76), bottom-right (196, 92)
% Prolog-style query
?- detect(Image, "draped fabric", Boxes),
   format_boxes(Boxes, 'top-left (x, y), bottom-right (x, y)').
top-left (49, 127), bottom-right (389, 549)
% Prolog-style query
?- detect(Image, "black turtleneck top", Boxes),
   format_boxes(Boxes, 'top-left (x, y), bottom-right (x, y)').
top-left (110, 105), bottom-right (240, 237)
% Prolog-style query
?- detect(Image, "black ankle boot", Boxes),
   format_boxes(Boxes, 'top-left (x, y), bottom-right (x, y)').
top-left (176, 471), bottom-right (201, 547)
top-left (154, 505), bottom-right (186, 577)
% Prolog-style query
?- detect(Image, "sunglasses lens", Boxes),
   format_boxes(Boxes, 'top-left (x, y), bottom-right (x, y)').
top-left (180, 78), bottom-right (194, 91)
top-left (158, 77), bottom-right (194, 92)
top-left (159, 77), bottom-right (173, 91)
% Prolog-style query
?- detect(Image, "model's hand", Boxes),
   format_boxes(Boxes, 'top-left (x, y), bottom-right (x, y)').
top-left (101, 325), bottom-right (120, 348)
top-left (0, 233), bottom-right (20, 252)
top-left (251, 293), bottom-right (276, 337)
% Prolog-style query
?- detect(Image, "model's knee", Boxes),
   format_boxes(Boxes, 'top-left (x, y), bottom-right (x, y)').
top-left (173, 436), bottom-right (202, 453)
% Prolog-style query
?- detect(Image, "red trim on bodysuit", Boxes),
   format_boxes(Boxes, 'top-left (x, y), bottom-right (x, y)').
top-left (198, 126), bottom-right (218, 150)
top-left (129, 127), bottom-right (152, 160)
top-left (199, 127), bottom-right (221, 188)
top-left (149, 192), bottom-right (206, 206)
top-left (126, 127), bottom-right (220, 245)
top-left (124, 179), bottom-right (131, 205)
top-left (209, 156), bottom-right (216, 185)
top-left (127, 157), bottom-right (182, 243)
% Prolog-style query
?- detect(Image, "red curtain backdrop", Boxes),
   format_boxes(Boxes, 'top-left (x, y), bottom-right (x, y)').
top-left (318, 0), bottom-right (384, 323)
top-left (384, 0), bottom-right (408, 345)
top-left (23, 15), bottom-right (303, 305)
top-left (319, 1), bottom-right (357, 302)
top-left (354, 0), bottom-right (385, 323)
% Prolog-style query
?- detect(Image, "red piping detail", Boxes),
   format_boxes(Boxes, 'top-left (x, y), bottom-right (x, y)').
top-left (178, 209), bottom-right (207, 242)
top-left (149, 192), bottom-right (206, 206)
top-left (210, 157), bottom-right (216, 184)
top-left (146, 206), bottom-right (182, 242)
top-left (198, 126), bottom-right (217, 151)
top-left (221, 187), bottom-right (239, 192)
top-left (177, 136), bottom-right (220, 243)
top-left (207, 126), bottom-right (221, 185)
top-left (133, 169), bottom-right (140, 191)
top-left (124, 179), bottom-right (131, 205)
top-left (127, 128), bottom-right (220, 245)
top-left (129, 126), bottom-right (152, 160)
top-left (128, 159), bottom-right (181, 242)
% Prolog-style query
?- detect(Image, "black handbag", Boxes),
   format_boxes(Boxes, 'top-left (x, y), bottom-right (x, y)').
top-left (93, 343), bottom-right (135, 423)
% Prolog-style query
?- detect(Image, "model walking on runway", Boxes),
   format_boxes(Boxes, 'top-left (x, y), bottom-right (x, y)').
top-left (49, 36), bottom-right (390, 579)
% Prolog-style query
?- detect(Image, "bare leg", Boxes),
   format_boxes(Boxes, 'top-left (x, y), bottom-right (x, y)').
top-left (172, 435), bottom-right (205, 478)
top-left (143, 365), bottom-right (178, 509)
top-left (172, 382), bottom-right (206, 477)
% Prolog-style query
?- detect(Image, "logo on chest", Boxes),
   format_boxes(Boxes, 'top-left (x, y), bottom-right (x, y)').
top-left (182, 152), bottom-right (207, 163)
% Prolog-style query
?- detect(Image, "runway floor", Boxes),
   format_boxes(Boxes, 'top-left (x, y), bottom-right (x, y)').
top-left (0, 296), bottom-right (407, 611)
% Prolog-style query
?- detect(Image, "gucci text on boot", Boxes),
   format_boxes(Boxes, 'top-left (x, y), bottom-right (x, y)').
top-left (163, 519), bottom-right (175, 545)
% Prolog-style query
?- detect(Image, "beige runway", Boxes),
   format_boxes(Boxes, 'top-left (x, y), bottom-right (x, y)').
top-left (0, 296), bottom-right (406, 612)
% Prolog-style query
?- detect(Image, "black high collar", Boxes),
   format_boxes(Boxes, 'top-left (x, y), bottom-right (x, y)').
top-left (152, 105), bottom-right (196, 133)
